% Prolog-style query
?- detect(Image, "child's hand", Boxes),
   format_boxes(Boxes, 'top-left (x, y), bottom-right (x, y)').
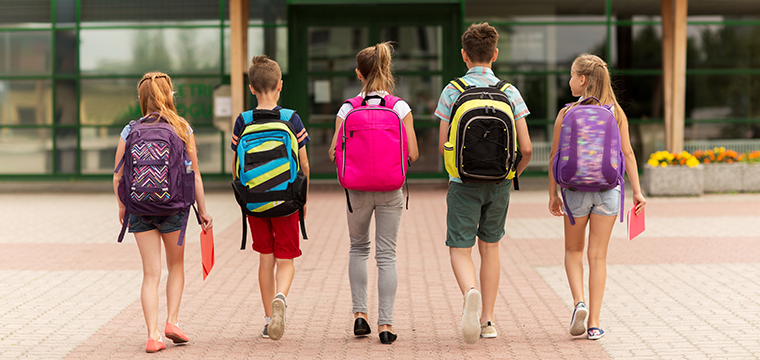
top-left (200, 212), bottom-right (213, 231)
top-left (633, 193), bottom-right (647, 215)
top-left (549, 196), bottom-right (564, 217)
top-left (118, 206), bottom-right (125, 225)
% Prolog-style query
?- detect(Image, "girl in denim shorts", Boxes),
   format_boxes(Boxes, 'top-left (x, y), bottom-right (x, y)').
top-left (548, 54), bottom-right (646, 340)
top-left (113, 72), bottom-right (213, 353)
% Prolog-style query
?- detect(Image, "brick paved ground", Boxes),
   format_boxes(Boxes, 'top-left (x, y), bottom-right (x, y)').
top-left (1, 179), bottom-right (759, 359)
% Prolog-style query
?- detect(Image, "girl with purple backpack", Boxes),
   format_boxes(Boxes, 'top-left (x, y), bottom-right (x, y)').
top-left (548, 54), bottom-right (646, 340)
top-left (328, 42), bottom-right (419, 344)
top-left (112, 72), bottom-right (213, 353)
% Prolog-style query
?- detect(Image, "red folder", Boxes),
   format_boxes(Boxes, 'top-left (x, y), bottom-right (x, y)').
top-left (201, 228), bottom-right (215, 280)
top-left (627, 207), bottom-right (645, 241)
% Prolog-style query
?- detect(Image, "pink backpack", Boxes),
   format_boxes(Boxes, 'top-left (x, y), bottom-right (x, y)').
top-left (335, 94), bottom-right (409, 193)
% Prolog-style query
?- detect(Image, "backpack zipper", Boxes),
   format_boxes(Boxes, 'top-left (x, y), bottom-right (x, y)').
top-left (459, 113), bottom-right (511, 180)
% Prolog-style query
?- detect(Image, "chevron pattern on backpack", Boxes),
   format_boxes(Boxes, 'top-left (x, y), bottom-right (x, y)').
top-left (130, 141), bottom-right (171, 202)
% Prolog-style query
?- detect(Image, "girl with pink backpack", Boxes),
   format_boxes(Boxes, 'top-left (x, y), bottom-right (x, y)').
top-left (548, 54), bottom-right (646, 340)
top-left (328, 42), bottom-right (419, 344)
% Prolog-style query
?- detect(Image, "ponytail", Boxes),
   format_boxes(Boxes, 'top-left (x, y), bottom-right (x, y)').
top-left (138, 72), bottom-right (192, 149)
top-left (570, 54), bottom-right (623, 126)
top-left (356, 41), bottom-right (396, 95)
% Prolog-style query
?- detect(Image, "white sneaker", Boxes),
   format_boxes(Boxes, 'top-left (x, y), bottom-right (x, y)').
top-left (569, 301), bottom-right (588, 336)
top-left (461, 288), bottom-right (481, 344)
top-left (269, 293), bottom-right (287, 340)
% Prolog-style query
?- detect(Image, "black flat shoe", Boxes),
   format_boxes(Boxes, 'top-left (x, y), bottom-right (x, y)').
top-left (379, 331), bottom-right (397, 344)
top-left (354, 317), bottom-right (371, 336)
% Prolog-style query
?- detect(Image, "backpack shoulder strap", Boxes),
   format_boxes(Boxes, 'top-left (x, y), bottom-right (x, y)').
top-left (449, 77), bottom-right (470, 93)
top-left (344, 96), bottom-right (363, 109)
top-left (241, 110), bottom-right (254, 125)
top-left (279, 108), bottom-right (295, 121)
top-left (494, 80), bottom-right (512, 92)
top-left (382, 95), bottom-right (401, 110)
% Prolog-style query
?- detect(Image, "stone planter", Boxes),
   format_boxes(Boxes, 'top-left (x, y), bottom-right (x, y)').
top-left (703, 163), bottom-right (745, 193)
top-left (643, 165), bottom-right (704, 196)
top-left (742, 164), bottom-right (760, 192)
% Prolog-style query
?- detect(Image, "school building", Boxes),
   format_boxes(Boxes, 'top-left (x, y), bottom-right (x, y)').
top-left (1, 0), bottom-right (758, 180)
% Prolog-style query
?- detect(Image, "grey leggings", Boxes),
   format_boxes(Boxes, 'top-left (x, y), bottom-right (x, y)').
top-left (346, 189), bottom-right (403, 326)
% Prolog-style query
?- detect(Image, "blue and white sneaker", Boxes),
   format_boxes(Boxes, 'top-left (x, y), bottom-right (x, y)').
top-left (587, 327), bottom-right (605, 340)
top-left (569, 301), bottom-right (588, 336)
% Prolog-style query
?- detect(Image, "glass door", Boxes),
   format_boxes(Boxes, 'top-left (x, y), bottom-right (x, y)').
top-left (287, 2), bottom-right (462, 179)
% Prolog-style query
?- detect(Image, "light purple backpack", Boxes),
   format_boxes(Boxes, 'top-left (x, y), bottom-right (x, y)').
top-left (115, 114), bottom-right (200, 245)
top-left (552, 97), bottom-right (625, 225)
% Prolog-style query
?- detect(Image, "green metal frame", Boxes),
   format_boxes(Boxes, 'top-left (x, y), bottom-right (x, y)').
top-left (1, 0), bottom-right (760, 179)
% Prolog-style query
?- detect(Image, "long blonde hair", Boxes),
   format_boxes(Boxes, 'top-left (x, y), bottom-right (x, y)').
top-left (570, 54), bottom-right (623, 126)
top-left (137, 72), bottom-right (191, 147)
top-left (356, 42), bottom-right (396, 95)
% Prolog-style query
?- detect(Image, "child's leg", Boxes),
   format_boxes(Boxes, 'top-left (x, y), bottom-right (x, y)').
top-left (564, 214), bottom-right (590, 306)
top-left (134, 229), bottom-right (163, 340)
top-left (346, 190), bottom-right (374, 318)
top-left (586, 213), bottom-right (616, 328)
top-left (259, 253), bottom-right (276, 317)
top-left (161, 230), bottom-right (184, 325)
top-left (449, 247), bottom-right (476, 294)
top-left (374, 190), bottom-right (403, 331)
top-left (275, 258), bottom-right (294, 295)
top-left (477, 239), bottom-right (499, 323)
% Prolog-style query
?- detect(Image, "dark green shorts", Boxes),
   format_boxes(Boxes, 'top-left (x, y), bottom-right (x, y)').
top-left (446, 180), bottom-right (512, 248)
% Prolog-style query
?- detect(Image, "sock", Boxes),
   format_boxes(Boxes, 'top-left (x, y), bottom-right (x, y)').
top-left (265, 316), bottom-right (271, 325)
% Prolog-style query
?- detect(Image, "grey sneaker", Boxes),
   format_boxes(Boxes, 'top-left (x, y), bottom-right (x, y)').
top-left (269, 293), bottom-right (287, 340)
top-left (261, 324), bottom-right (269, 338)
top-left (569, 301), bottom-right (588, 336)
top-left (461, 288), bottom-right (481, 344)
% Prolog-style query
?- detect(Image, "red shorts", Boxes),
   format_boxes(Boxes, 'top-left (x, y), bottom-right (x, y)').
top-left (246, 212), bottom-right (302, 259)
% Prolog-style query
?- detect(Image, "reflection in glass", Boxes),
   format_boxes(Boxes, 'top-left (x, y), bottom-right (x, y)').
top-left (0, 31), bottom-right (52, 76)
top-left (308, 27), bottom-right (368, 72)
top-left (0, 80), bottom-right (52, 125)
top-left (380, 26), bottom-right (441, 71)
top-left (55, 30), bottom-right (78, 74)
top-left (81, 78), bottom-right (219, 126)
top-left (56, 128), bottom-right (78, 174)
top-left (55, 0), bottom-right (76, 27)
top-left (55, 80), bottom-right (78, 125)
top-left (80, 28), bottom-right (221, 75)
top-left (192, 126), bottom-right (223, 174)
top-left (0, 128), bottom-right (52, 174)
top-left (0, 0), bottom-right (51, 28)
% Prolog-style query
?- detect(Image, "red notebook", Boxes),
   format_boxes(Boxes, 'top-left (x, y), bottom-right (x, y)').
top-left (627, 207), bottom-right (645, 241)
top-left (201, 228), bottom-right (215, 280)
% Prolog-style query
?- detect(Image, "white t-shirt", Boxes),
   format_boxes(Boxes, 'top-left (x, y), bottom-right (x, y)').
top-left (337, 91), bottom-right (412, 120)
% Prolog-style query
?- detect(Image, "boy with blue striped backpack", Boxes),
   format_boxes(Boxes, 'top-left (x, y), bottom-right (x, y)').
top-left (230, 55), bottom-right (310, 341)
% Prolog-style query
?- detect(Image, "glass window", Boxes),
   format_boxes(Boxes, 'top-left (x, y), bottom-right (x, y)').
top-left (81, 77), bottom-right (220, 126)
top-left (192, 126), bottom-right (223, 174)
top-left (80, 28), bottom-right (221, 75)
top-left (308, 27), bottom-right (368, 72)
top-left (0, 128), bottom-right (52, 174)
top-left (0, 31), bottom-right (52, 76)
top-left (686, 74), bottom-right (758, 120)
top-left (0, 0), bottom-right (51, 28)
top-left (56, 0), bottom-right (77, 28)
top-left (304, 128), bottom-right (335, 175)
top-left (55, 30), bottom-right (78, 75)
top-left (80, 126), bottom-right (120, 174)
top-left (55, 80), bottom-right (78, 125)
top-left (466, 1), bottom-right (606, 19)
top-left (380, 26), bottom-right (442, 71)
top-left (490, 22), bottom-right (609, 71)
top-left (80, 0), bottom-right (219, 26)
top-left (56, 128), bottom-right (78, 174)
top-left (0, 80), bottom-right (52, 125)
top-left (687, 23), bottom-right (760, 69)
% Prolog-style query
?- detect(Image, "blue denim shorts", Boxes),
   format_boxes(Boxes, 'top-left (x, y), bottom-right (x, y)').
top-left (128, 211), bottom-right (185, 233)
top-left (562, 186), bottom-right (620, 218)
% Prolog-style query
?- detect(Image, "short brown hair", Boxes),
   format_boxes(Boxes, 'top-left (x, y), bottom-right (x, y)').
top-left (248, 55), bottom-right (281, 93)
top-left (461, 22), bottom-right (498, 64)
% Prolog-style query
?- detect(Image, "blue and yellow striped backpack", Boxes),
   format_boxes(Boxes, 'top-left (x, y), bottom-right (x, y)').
top-left (231, 108), bottom-right (308, 248)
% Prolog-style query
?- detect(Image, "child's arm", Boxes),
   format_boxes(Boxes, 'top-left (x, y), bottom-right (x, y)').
top-left (438, 119), bottom-right (448, 155)
top-left (617, 110), bottom-right (647, 214)
top-left (298, 146), bottom-right (310, 216)
top-left (113, 138), bottom-right (127, 224)
top-left (548, 109), bottom-right (566, 217)
top-left (188, 134), bottom-right (213, 231)
top-left (514, 117), bottom-right (532, 176)
top-left (328, 116), bottom-right (343, 163)
top-left (403, 113), bottom-right (419, 162)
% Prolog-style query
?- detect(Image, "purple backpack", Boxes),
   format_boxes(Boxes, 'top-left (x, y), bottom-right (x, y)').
top-left (552, 97), bottom-right (625, 225)
top-left (115, 114), bottom-right (199, 245)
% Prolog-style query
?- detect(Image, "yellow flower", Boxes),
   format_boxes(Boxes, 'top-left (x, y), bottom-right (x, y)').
top-left (660, 162), bottom-right (668, 168)
top-left (686, 157), bottom-right (699, 168)
top-left (648, 158), bottom-right (660, 167)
